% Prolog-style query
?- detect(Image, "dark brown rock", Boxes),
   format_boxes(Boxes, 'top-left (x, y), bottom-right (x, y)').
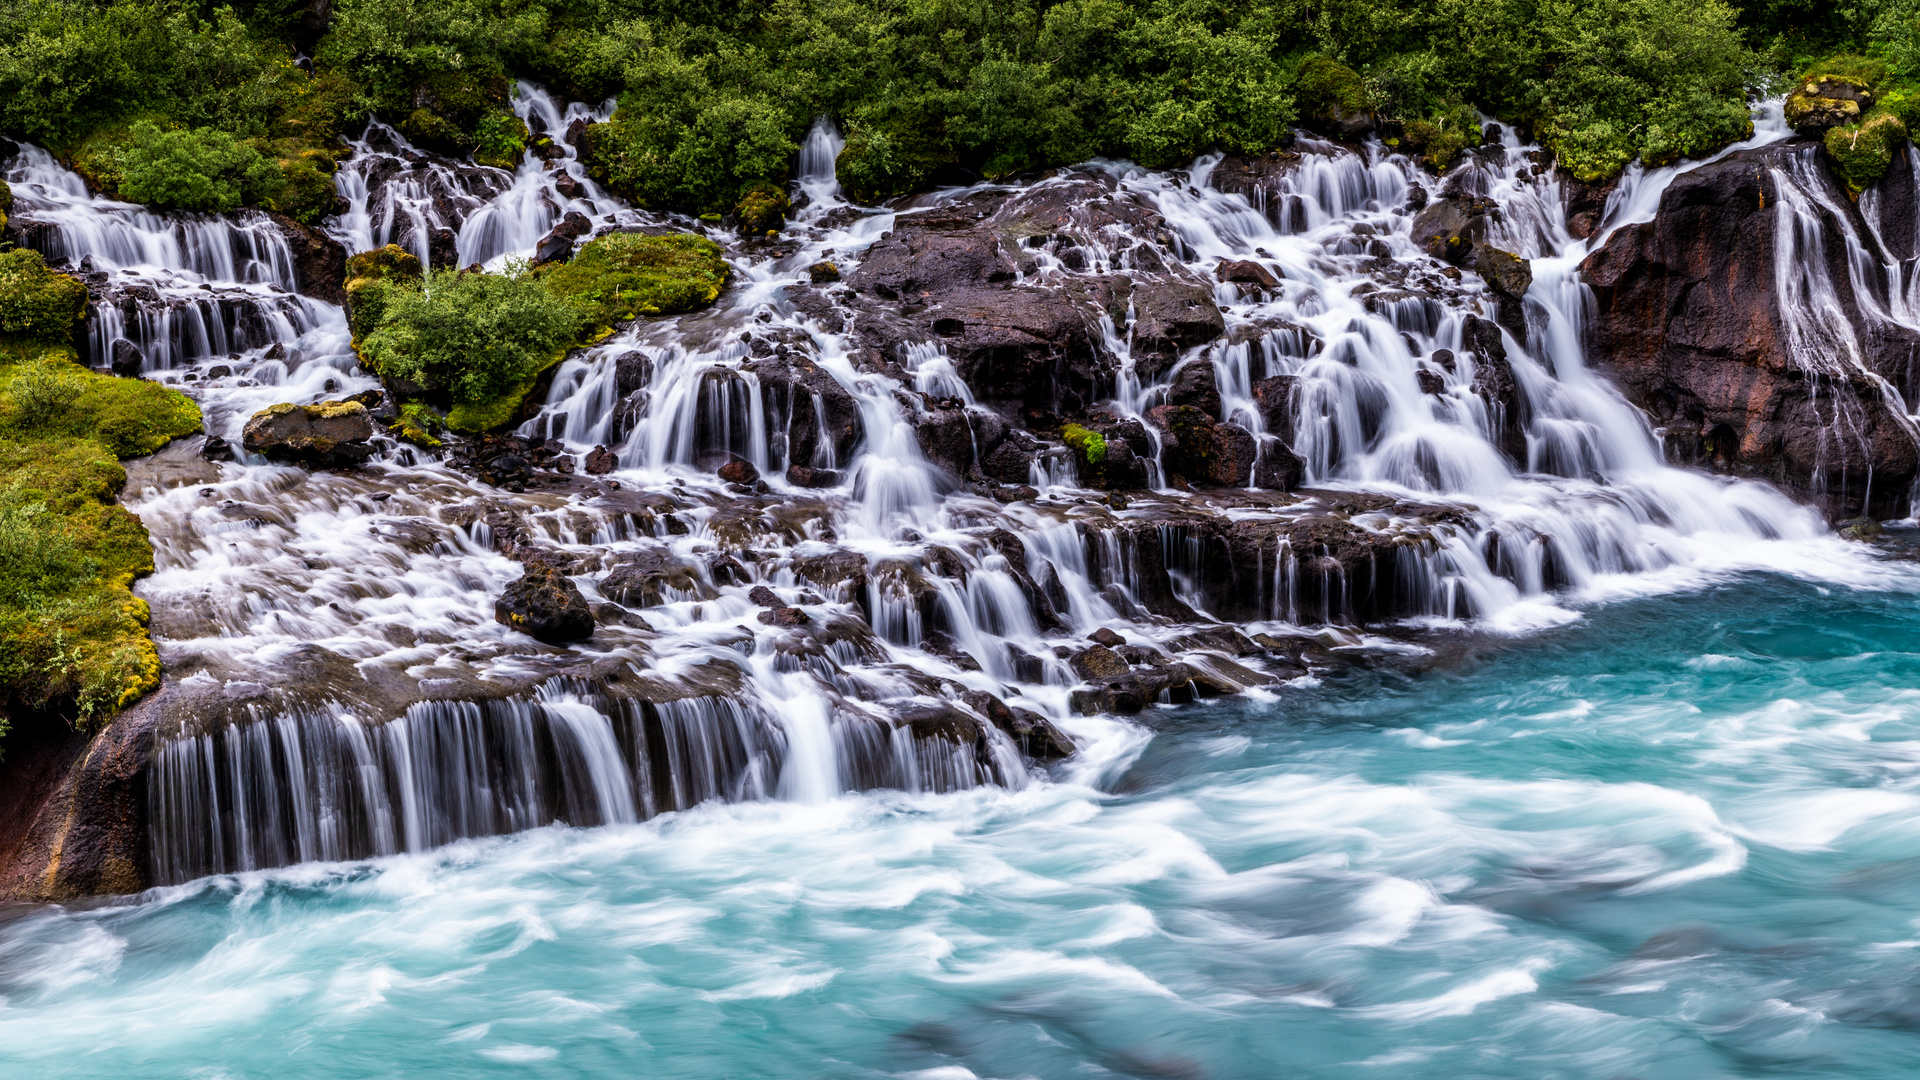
top-left (269, 211), bottom-right (349, 306)
top-left (494, 563), bottom-right (595, 643)
top-left (1216, 259), bottom-right (1280, 288)
top-left (1474, 244), bottom-right (1532, 298)
top-left (584, 445), bottom-right (617, 474)
top-left (1582, 142), bottom-right (1920, 519)
top-left (787, 465), bottom-right (841, 487)
top-left (717, 457), bottom-right (760, 484)
top-left (757, 606), bottom-right (812, 627)
top-left (1070, 644), bottom-right (1130, 681)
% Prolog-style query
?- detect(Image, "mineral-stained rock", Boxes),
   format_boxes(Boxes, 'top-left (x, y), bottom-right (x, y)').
top-left (1581, 142), bottom-right (1920, 519)
top-left (241, 401), bottom-right (375, 466)
top-left (494, 563), bottom-right (595, 643)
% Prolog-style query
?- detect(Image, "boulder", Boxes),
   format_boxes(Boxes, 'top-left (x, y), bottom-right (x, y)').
top-left (1411, 196), bottom-right (1492, 265)
top-left (109, 339), bottom-right (144, 378)
top-left (717, 457), bottom-right (760, 484)
top-left (241, 401), bottom-right (375, 466)
top-left (494, 563), bottom-right (595, 643)
top-left (787, 464), bottom-right (841, 487)
top-left (1474, 244), bottom-right (1531, 298)
top-left (1216, 259), bottom-right (1281, 289)
top-left (1786, 77), bottom-right (1875, 133)
top-left (1147, 404), bottom-right (1256, 486)
top-left (584, 445), bottom-right (617, 474)
top-left (1167, 362), bottom-right (1223, 418)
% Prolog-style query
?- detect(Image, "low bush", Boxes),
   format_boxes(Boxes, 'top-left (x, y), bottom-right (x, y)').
top-left (117, 121), bottom-right (286, 213)
top-left (358, 264), bottom-right (586, 431)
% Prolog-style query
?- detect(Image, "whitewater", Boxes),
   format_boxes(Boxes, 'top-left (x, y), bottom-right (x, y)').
top-left (5, 88), bottom-right (1920, 1076)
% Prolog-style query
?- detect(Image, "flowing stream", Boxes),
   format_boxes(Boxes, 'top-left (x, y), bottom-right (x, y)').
top-left (5, 89), bottom-right (1920, 1074)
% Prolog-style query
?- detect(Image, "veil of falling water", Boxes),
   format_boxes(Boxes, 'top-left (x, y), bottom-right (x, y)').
top-left (0, 87), bottom-right (1900, 884)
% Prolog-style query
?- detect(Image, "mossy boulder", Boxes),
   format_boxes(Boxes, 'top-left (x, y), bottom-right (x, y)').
top-left (241, 400), bottom-right (375, 466)
top-left (1826, 111), bottom-right (1909, 194)
top-left (1294, 57), bottom-right (1376, 137)
top-left (0, 250), bottom-right (88, 344)
top-left (0, 178), bottom-right (11, 240)
top-left (536, 232), bottom-right (729, 332)
top-left (473, 111), bottom-right (530, 170)
top-left (735, 184), bottom-right (789, 234)
top-left (1788, 75), bottom-right (1876, 133)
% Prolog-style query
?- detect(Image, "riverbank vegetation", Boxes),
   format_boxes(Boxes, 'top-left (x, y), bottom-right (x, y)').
top-left (0, 252), bottom-right (201, 734)
top-left (5, 1), bottom-right (1920, 219)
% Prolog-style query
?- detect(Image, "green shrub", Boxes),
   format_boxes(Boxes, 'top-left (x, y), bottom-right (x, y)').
top-left (1400, 102), bottom-right (1483, 171)
top-left (0, 250), bottom-right (88, 344)
top-left (118, 121), bottom-right (284, 212)
top-left (358, 265), bottom-right (586, 429)
top-left (6, 356), bottom-right (82, 428)
top-left (536, 232), bottom-right (728, 332)
top-left (473, 110), bottom-right (529, 169)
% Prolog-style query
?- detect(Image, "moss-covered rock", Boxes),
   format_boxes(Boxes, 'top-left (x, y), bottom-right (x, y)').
top-left (1787, 61), bottom-right (1880, 134)
top-left (1295, 56), bottom-right (1376, 137)
top-left (536, 232), bottom-right (729, 332)
top-left (1825, 110), bottom-right (1909, 194)
top-left (735, 184), bottom-right (789, 235)
top-left (389, 401), bottom-right (445, 449)
top-left (0, 250), bottom-right (88, 344)
top-left (1062, 423), bottom-right (1108, 466)
top-left (0, 347), bottom-right (198, 726)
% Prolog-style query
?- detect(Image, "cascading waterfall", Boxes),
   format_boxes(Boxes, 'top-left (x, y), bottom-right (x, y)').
top-left (1, 87), bottom-right (1890, 885)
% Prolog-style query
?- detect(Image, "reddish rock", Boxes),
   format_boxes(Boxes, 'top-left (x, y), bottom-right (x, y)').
top-left (1582, 142), bottom-right (1920, 519)
top-left (584, 445), bottom-right (617, 474)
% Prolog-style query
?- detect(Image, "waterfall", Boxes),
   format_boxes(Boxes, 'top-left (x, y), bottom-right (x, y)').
top-left (4, 89), bottom-right (1889, 887)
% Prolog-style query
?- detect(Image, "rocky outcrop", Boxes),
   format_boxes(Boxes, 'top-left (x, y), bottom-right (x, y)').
top-left (1582, 140), bottom-right (1920, 519)
top-left (0, 684), bottom-right (169, 900)
top-left (268, 211), bottom-right (349, 305)
top-left (241, 400), bottom-right (376, 466)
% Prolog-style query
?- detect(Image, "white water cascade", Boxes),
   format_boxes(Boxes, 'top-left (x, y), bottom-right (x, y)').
top-left (2, 88), bottom-right (1890, 885)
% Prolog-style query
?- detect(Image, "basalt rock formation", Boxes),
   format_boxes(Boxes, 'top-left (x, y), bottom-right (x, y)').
top-left (1582, 140), bottom-right (1920, 520)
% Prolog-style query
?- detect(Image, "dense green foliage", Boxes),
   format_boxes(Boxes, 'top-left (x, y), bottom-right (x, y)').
top-left (5, 0), bottom-right (1920, 216)
top-left (0, 344), bottom-right (201, 730)
top-left (350, 234), bottom-right (725, 431)
top-left (358, 264), bottom-right (586, 430)
top-left (118, 122), bottom-right (285, 212)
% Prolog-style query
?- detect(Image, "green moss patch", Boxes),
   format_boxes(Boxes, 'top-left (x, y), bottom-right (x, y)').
top-left (1827, 111), bottom-right (1909, 193)
top-left (536, 233), bottom-right (729, 333)
top-left (0, 346), bottom-right (201, 730)
top-left (0, 251), bottom-right (88, 344)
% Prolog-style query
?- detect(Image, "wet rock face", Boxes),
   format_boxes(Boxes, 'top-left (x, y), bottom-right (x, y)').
top-left (1582, 142), bottom-right (1920, 519)
top-left (494, 563), bottom-right (595, 643)
top-left (241, 401), bottom-right (375, 466)
top-left (268, 212), bottom-right (349, 306)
